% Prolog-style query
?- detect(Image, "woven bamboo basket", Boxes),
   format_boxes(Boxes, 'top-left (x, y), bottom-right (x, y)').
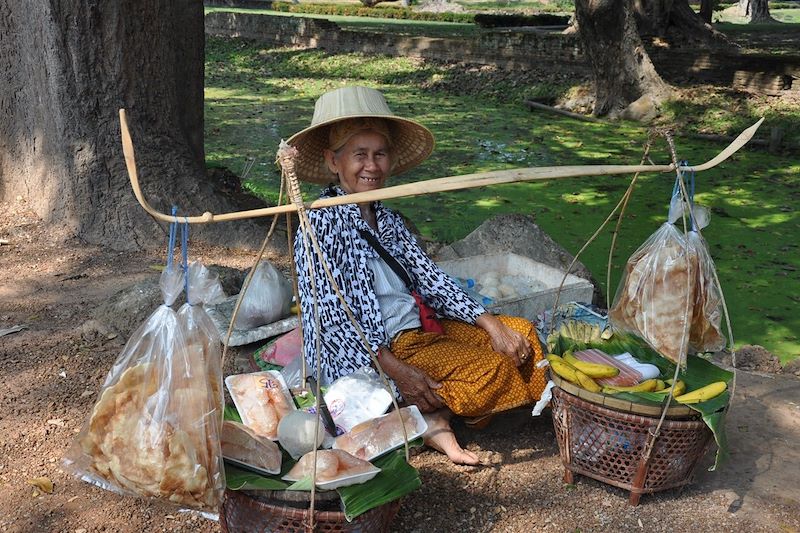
top-left (220, 489), bottom-right (401, 533)
top-left (550, 386), bottom-right (713, 505)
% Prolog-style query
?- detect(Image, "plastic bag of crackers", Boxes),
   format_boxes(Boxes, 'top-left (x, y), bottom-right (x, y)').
top-left (609, 175), bottom-right (725, 369)
top-left (63, 255), bottom-right (226, 512)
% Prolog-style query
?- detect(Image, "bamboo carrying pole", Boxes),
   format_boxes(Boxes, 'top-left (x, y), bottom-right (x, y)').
top-left (119, 109), bottom-right (764, 224)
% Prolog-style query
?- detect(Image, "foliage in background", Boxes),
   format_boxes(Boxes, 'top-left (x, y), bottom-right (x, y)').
top-left (205, 36), bottom-right (799, 363)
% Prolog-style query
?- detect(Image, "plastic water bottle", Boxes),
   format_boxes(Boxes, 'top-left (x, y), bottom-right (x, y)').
top-left (453, 277), bottom-right (494, 306)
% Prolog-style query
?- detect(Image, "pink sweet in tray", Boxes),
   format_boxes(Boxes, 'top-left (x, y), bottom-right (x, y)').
top-left (571, 349), bottom-right (642, 386)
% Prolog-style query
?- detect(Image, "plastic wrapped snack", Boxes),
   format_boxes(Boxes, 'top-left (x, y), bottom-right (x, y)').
top-left (323, 367), bottom-right (393, 433)
top-left (277, 410), bottom-right (326, 460)
top-left (63, 265), bottom-right (224, 511)
top-left (609, 222), bottom-right (695, 369)
top-left (334, 406), bottom-right (427, 461)
top-left (221, 420), bottom-right (282, 475)
top-left (225, 371), bottom-right (295, 440)
top-left (283, 449), bottom-right (379, 489)
top-left (686, 231), bottom-right (726, 353)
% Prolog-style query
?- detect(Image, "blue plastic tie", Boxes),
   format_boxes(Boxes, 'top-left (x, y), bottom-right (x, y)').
top-left (167, 206), bottom-right (178, 272)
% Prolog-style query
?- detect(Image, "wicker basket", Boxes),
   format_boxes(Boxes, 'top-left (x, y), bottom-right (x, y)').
top-left (220, 489), bottom-right (401, 532)
top-left (550, 386), bottom-right (713, 505)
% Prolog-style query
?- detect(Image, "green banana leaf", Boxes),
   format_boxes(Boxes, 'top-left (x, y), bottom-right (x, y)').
top-left (552, 331), bottom-right (732, 469)
top-left (338, 449), bottom-right (422, 521)
top-left (225, 463), bottom-right (291, 490)
top-left (223, 404), bottom-right (243, 423)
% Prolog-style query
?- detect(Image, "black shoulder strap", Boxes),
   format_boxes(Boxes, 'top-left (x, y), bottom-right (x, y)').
top-left (358, 229), bottom-right (413, 291)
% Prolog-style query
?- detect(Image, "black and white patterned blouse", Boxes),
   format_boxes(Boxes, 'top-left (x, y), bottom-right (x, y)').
top-left (294, 185), bottom-right (486, 385)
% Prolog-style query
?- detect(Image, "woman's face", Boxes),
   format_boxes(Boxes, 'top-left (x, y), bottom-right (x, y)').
top-left (324, 130), bottom-right (392, 194)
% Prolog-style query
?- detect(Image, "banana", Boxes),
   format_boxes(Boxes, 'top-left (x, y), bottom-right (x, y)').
top-left (574, 369), bottom-right (602, 393)
top-left (654, 379), bottom-right (667, 392)
top-left (602, 379), bottom-right (660, 394)
top-left (674, 381), bottom-right (727, 404)
top-left (547, 354), bottom-right (602, 393)
top-left (547, 355), bottom-right (580, 384)
top-left (653, 379), bottom-right (687, 397)
top-left (562, 352), bottom-right (620, 378)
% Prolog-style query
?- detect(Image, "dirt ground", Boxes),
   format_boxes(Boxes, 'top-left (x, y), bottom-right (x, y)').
top-left (2, 200), bottom-right (799, 533)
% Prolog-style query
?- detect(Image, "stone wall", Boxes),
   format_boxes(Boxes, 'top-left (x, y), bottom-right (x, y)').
top-left (204, 12), bottom-right (587, 71)
top-left (204, 11), bottom-right (799, 94)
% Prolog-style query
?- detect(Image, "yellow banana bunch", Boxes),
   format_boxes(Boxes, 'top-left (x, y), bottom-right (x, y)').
top-left (547, 354), bottom-right (578, 382)
top-left (602, 378), bottom-right (660, 395)
top-left (562, 352), bottom-right (619, 379)
top-left (547, 354), bottom-right (602, 393)
top-left (674, 381), bottom-right (727, 404)
top-left (653, 379), bottom-right (687, 397)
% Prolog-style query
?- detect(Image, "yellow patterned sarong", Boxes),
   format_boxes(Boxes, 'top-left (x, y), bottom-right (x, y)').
top-left (389, 315), bottom-right (547, 418)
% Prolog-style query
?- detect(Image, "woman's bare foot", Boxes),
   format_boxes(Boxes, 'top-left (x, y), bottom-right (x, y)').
top-left (422, 410), bottom-right (481, 465)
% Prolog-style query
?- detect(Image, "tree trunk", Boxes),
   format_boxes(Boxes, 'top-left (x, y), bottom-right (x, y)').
top-left (738, 0), bottom-right (773, 23)
top-left (574, 0), bottom-right (670, 118)
top-left (634, 0), bottom-right (728, 44)
top-left (0, 0), bottom-right (274, 251)
top-left (699, 0), bottom-right (714, 24)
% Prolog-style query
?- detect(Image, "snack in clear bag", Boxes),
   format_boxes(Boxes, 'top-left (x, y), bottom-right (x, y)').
top-left (333, 406), bottom-right (426, 461)
top-left (686, 230), bottom-right (726, 353)
top-left (234, 260), bottom-right (293, 329)
top-left (282, 449), bottom-right (380, 489)
top-left (609, 221), bottom-right (696, 369)
top-left (63, 261), bottom-right (224, 511)
top-left (221, 420), bottom-right (282, 475)
top-left (225, 371), bottom-right (295, 440)
top-left (323, 367), bottom-right (393, 432)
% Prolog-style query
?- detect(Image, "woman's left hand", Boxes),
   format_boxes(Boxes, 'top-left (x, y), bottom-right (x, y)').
top-left (475, 313), bottom-right (531, 367)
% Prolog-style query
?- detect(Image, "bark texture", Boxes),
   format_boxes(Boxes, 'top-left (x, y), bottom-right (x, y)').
top-left (574, 0), bottom-right (670, 117)
top-left (0, 0), bottom-right (272, 251)
top-left (634, 0), bottom-right (727, 44)
top-left (699, 0), bottom-right (714, 24)
top-left (738, 0), bottom-right (774, 23)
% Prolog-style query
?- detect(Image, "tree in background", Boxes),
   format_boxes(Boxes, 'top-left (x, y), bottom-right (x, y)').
top-left (0, 0), bottom-right (268, 251)
top-left (574, 0), bottom-right (670, 118)
top-left (699, 0), bottom-right (716, 23)
top-left (573, 0), bottom-right (732, 118)
top-left (738, 0), bottom-right (774, 23)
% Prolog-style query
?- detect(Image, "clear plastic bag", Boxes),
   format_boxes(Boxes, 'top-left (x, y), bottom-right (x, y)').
top-left (609, 221), bottom-right (695, 368)
top-left (686, 231), bottom-right (726, 353)
top-left (63, 259), bottom-right (224, 511)
top-left (610, 173), bottom-right (727, 366)
top-left (234, 260), bottom-right (293, 329)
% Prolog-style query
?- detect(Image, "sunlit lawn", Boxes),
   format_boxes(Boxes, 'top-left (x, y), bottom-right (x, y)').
top-left (205, 37), bottom-right (800, 364)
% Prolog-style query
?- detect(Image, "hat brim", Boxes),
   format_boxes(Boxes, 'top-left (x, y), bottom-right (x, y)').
top-left (286, 114), bottom-right (435, 185)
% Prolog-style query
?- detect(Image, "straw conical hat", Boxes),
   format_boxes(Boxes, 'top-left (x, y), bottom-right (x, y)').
top-left (286, 86), bottom-right (435, 184)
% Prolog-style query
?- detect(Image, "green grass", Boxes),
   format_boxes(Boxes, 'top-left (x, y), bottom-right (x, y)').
top-left (205, 36), bottom-right (800, 364)
top-left (714, 7), bottom-right (800, 23)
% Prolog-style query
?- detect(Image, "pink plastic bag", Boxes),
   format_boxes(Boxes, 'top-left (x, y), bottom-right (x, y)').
top-left (257, 326), bottom-right (302, 367)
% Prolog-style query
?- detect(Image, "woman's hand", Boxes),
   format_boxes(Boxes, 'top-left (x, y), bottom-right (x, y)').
top-left (475, 313), bottom-right (531, 367)
top-left (377, 347), bottom-right (444, 413)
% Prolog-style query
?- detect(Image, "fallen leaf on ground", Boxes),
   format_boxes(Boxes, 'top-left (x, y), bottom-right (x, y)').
top-left (27, 477), bottom-right (54, 494)
top-left (47, 419), bottom-right (65, 427)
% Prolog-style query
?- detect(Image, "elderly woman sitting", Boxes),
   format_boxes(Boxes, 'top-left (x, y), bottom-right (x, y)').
top-left (289, 86), bottom-right (546, 465)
